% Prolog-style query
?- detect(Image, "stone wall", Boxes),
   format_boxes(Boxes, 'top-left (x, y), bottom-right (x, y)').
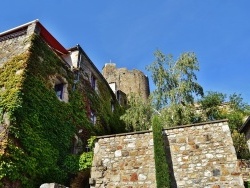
top-left (90, 131), bottom-right (156, 188)
top-left (90, 120), bottom-right (244, 188)
top-left (0, 23), bottom-right (35, 67)
top-left (237, 159), bottom-right (250, 182)
top-left (0, 23), bottom-right (34, 156)
top-left (102, 63), bottom-right (150, 102)
top-left (164, 120), bottom-right (244, 188)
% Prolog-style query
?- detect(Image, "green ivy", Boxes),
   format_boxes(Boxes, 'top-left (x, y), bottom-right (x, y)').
top-left (79, 77), bottom-right (126, 135)
top-left (0, 33), bottom-right (126, 187)
top-left (0, 34), bottom-right (84, 187)
top-left (62, 136), bottom-right (96, 175)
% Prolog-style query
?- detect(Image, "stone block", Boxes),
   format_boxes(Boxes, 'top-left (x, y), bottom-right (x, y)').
top-left (130, 173), bottom-right (138, 182)
top-left (95, 179), bottom-right (103, 184)
top-left (111, 174), bottom-right (121, 182)
top-left (89, 178), bottom-right (95, 185)
top-left (92, 171), bottom-right (103, 178)
top-left (127, 142), bottom-right (136, 149)
top-left (115, 150), bottom-right (122, 157)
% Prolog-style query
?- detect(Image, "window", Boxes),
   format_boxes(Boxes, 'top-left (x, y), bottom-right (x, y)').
top-left (91, 75), bottom-right (96, 90)
top-left (53, 76), bottom-right (68, 102)
top-left (111, 101), bottom-right (115, 112)
top-left (55, 83), bottom-right (64, 99)
top-left (90, 110), bottom-right (96, 125)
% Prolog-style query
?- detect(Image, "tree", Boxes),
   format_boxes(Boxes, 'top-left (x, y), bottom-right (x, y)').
top-left (198, 91), bottom-right (250, 159)
top-left (198, 91), bottom-right (226, 121)
top-left (120, 94), bottom-right (153, 131)
top-left (152, 116), bottom-right (170, 188)
top-left (232, 130), bottom-right (250, 159)
top-left (146, 50), bottom-right (203, 126)
top-left (198, 92), bottom-right (250, 130)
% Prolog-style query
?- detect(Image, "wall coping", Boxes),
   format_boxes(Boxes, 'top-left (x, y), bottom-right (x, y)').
top-left (163, 119), bottom-right (228, 130)
top-left (96, 119), bottom-right (228, 139)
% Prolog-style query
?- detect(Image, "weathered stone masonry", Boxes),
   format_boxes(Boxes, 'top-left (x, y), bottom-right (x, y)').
top-left (164, 120), bottom-right (243, 188)
top-left (90, 120), bottom-right (244, 188)
top-left (102, 63), bottom-right (150, 102)
top-left (90, 131), bottom-right (156, 188)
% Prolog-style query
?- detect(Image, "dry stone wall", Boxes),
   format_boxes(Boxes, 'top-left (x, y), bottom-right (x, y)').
top-left (90, 131), bottom-right (156, 188)
top-left (90, 120), bottom-right (244, 188)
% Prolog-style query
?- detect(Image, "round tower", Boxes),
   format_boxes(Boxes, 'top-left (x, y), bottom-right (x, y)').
top-left (102, 63), bottom-right (150, 102)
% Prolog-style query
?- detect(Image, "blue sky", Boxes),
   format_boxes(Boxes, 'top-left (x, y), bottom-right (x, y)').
top-left (1, 1), bottom-right (250, 102)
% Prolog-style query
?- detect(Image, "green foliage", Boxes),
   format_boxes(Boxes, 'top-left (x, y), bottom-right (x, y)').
top-left (63, 137), bottom-right (96, 174)
top-left (146, 50), bottom-right (203, 111)
top-left (120, 94), bottom-right (153, 131)
top-left (229, 93), bottom-right (250, 112)
top-left (123, 50), bottom-right (205, 128)
top-left (146, 49), bottom-right (250, 160)
top-left (198, 92), bottom-right (249, 131)
top-left (0, 34), bottom-right (90, 187)
top-left (79, 78), bottom-right (126, 135)
top-left (63, 154), bottom-right (80, 174)
top-left (152, 116), bottom-right (170, 188)
top-left (79, 152), bottom-right (93, 171)
top-left (160, 103), bottom-right (199, 127)
top-left (231, 130), bottom-right (250, 159)
top-left (146, 50), bottom-right (203, 127)
top-left (0, 53), bottom-right (28, 118)
top-left (96, 82), bottom-right (126, 134)
top-left (0, 33), bottom-right (125, 187)
top-left (198, 91), bottom-right (226, 121)
top-left (198, 91), bottom-right (250, 159)
top-left (78, 135), bottom-right (96, 171)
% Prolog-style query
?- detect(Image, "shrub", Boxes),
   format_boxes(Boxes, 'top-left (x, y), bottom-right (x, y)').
top-left (152, 116), bottom-right (170, 188)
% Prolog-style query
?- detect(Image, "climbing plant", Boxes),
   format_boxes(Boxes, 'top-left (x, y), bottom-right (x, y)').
top-left (0, 33), bottom-right (125, 187)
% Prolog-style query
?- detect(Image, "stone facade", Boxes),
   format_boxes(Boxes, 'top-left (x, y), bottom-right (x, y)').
top-left (238, 159), bottom-right (250, 182)
top-left (0, 23), bottom-right (34, 67)
top-left (102, 63), bottom-right (150, 102)
top-left (90, 120), bottom-right (244, 188)
top-left (90, 131), bottom-right (156, 188)
top-left (0, 22), bottom-right (35, 156)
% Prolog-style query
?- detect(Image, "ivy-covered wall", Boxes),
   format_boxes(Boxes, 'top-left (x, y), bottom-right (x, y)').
top-left (0, 29), bottom-right (125, 187)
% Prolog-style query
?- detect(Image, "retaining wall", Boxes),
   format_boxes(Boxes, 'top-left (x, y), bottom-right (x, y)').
top-left (90, 120), bottom-right (244, 188)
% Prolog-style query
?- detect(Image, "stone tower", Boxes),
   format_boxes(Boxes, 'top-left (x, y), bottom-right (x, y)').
top-left (102, 63), bottom-right (150, 102)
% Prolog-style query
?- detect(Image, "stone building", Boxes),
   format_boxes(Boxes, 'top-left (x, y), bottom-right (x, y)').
top-left (102, 63), bottom-right (150, 102)
top-left (0, 20), bottom-right (125, 187)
